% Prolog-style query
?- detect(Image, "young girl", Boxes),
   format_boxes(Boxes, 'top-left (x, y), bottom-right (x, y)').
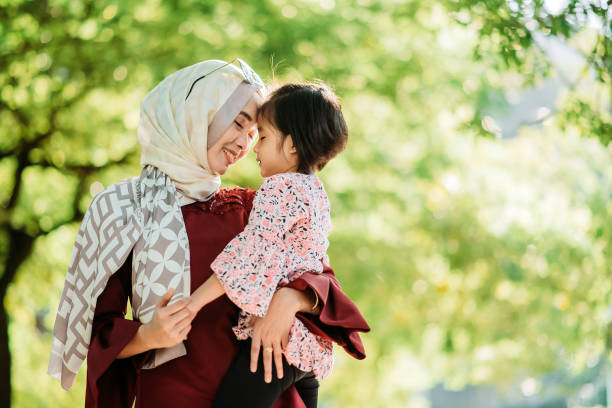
top-left (188, 82), bottom-right (349, 408)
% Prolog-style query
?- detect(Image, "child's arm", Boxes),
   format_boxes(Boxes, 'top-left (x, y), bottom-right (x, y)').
top-left (188, 274), bottom-right (225, 313)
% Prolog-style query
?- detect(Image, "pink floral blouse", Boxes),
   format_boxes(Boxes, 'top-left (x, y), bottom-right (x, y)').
top-left (211, 172), bottom-right (334, 380)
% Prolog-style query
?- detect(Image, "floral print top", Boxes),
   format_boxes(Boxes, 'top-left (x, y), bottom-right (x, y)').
top-left (211, 172), bottom-right (334, 380)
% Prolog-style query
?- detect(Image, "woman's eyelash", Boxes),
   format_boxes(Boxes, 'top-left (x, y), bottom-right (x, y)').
top-left (234, 120), bottom-right (243, 129)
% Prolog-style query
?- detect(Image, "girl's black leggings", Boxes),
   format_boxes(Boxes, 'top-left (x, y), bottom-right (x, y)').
top-left (213, 339), bottom-right (319, 408)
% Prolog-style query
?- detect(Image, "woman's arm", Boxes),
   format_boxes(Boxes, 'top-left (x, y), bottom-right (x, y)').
top-left (248, 287), bottom-right (318, 382)
top-left (86, 257), bottom-right (141, 407)
top-left (288, 266), bottom-right (370, 358)
top-left (86, 257), bottom-right (197, 407)
top-left (250, 266), bottom-right (370, 384)
top-left (285, 285), bottom-right (321, 314)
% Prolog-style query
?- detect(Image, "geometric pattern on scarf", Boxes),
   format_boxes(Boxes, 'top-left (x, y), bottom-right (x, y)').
top-left (48, 165), bottom-right (190, 390)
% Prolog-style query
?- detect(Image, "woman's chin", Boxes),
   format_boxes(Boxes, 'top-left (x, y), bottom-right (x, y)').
top-left (213, 165), bottom-right (228, 175)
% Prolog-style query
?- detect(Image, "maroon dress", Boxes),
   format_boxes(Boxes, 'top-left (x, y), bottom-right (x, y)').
top-left (85, 187), bottom-right (370, 408)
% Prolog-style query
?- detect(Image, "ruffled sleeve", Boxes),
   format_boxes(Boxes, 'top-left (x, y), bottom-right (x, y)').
top-left (211, 174), bottom-right (307, 316)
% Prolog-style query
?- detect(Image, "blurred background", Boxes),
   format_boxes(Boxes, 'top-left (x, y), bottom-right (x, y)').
top-left (1, 0), bottom-right (611, 407)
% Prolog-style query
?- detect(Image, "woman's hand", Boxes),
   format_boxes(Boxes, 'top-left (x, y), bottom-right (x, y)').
top-left (139, 288), bottom-right (195, 349)
top-left (249, 287), bottom-right (317, 383)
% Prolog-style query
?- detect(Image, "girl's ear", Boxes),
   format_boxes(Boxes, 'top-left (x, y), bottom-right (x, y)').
top-left (285, 135), bottom-right (297, 154)
top-left (282, 135), bottom-right (300, 171)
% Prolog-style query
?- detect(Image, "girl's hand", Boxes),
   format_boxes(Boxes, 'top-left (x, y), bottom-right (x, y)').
top-left (139, 289), bottom-right (195, 349)
top-left (249, 287), bottom-right (314, 383)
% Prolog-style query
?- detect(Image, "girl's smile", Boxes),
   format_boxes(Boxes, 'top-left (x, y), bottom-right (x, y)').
top-left (253, 119), bottom-right (298, 178)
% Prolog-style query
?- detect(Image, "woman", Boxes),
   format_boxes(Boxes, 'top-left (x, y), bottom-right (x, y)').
top-left (49, 59), bottom-right (369, 407)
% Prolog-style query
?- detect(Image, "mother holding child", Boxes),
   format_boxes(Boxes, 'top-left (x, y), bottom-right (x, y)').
top-left (49, 58), bottom-right (369, 408)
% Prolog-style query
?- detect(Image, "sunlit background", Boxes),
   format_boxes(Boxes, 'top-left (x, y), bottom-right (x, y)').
top-left (1, 0), bottom-right (611, 407)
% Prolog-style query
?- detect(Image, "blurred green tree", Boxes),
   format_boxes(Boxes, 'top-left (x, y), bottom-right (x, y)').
top-left (1, 0), bottom-right (611, 407)
top-left (445, 0), bottom-right (611, 144)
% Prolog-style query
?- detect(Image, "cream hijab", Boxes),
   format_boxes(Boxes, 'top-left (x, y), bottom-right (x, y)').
top-left (139, 59), bottom-right (261, 202)
top-left (49, 60), bottom-right (262, 390)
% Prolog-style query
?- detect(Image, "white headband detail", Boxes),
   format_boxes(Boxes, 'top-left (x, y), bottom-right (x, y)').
top-left (207, 81), bottom-right (259, 149)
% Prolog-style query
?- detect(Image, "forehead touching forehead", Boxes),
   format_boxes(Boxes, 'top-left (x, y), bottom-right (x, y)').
top-left (207, 88), bottom-right (262, 148)
top-left (239, 95), bottom-right (261, 123)
top-left (239, 96), bottom-right (261, 139)
top-left (257, 112), bottom-right (276, 133)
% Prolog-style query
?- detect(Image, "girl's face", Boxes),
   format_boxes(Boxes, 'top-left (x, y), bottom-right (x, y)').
top-left (253, 118), bottom-right (298, 178)
top-left (207, 97), bottom-right (260, 175)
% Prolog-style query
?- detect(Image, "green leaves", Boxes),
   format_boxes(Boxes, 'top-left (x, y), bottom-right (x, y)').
top-left (1, 0), bottom-right (611, 406)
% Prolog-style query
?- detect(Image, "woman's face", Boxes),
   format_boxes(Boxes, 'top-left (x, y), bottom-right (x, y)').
top-left (207, 96), bottom-right (260, 175)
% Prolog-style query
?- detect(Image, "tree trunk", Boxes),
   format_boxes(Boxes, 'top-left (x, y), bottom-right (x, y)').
top-left (0, 228), bottom-right (35, 408)
top-left (0, 299), bottom-right (10, 407)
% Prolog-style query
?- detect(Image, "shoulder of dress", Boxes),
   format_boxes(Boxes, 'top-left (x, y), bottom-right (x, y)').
top-left (201, 186), bottom-right (256, 215)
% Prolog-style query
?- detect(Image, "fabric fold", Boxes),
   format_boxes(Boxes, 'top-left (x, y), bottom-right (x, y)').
top-left (49, 166), bottom-right (191, 390)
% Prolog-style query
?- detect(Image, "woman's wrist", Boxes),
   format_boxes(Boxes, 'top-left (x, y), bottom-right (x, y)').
top-left (276, 287), bottom-right (319, 315)
top-left (273, 287), bottom-right (302, 314)
top-left (117, 323), bottom-right (154, 358)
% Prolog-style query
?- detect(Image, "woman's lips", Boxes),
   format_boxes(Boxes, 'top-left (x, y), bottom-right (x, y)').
top-left (222, 148), bottom-right (238, 165)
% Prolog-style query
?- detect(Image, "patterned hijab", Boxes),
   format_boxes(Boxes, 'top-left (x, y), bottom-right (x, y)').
top-left (49, 60), bottom-right (262, 390)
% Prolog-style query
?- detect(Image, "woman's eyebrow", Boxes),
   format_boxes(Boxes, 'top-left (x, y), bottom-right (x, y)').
top-left (238, 111), bottom-right (253, 122)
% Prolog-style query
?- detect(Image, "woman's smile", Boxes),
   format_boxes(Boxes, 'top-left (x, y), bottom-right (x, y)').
top-left (207, 97), bottom-right (260, 175)
top-left (223, 147), bottom-right (239, 165)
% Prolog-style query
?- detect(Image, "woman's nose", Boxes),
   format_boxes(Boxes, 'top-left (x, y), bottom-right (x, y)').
top-left (235, 130), bottom-right (248, 150)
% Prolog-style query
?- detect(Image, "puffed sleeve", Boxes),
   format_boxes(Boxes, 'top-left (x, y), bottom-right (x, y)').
top-left (85, 254), bottom-right (149, 408)
top-left (211, 174), bottom-right (307, 316)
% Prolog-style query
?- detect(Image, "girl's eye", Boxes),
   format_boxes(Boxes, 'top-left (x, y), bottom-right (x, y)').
top-left (234, 120), bottom-right (244, 129)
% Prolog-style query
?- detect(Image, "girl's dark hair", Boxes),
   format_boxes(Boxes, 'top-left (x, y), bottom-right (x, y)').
top-left (259, 82), bottom-right (348, 174)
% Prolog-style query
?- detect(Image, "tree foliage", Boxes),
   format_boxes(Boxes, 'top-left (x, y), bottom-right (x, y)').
top-left (1, 0), bottom-right (611, 407)
top-left (444, 0), bottom-right (612, 145)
